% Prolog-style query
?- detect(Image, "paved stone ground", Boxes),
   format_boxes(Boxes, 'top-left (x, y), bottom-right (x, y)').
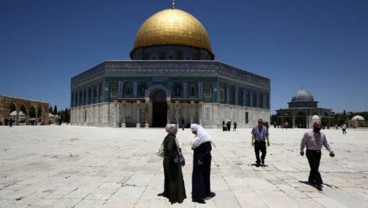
top-left (0, 125), bottom-right (367, 208)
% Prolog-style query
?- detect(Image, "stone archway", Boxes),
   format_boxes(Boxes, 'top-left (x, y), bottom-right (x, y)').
top-left (0, 95), bottom-right (49, 125)
top-left (151, 90), bottom-right (167, 127)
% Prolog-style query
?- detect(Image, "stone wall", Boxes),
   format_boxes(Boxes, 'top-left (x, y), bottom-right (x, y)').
top-left (70, 102), bottom-right (270, 129)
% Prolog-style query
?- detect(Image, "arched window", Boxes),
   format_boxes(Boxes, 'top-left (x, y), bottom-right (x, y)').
top-left (174, 83), bottom-right (182, 97)
top-left (204, 82), bottom-right (212, 98)
top-left (83, 90), bottom-right (87, 105)
top-left (78, 91), bottom-right (82, 106)
top-left (220, 83), bottom-right (226, 102)
top-left (88, 87), bottom-right (93, 104)
top-left (93, 86), bottom-right (97, 103)
top-left (124, 82), bottom-right (132, 97)
top-left (252, 92), bottom-right (258, 107)
top-left (244, 90), bottom-right (251, 107)
top-left (229, 87), bottom-right (235, 104)
top-left (189, 83), bottom-right (197, 97)
top-left (237, 89), bottom-right (243, 106)
top-left (110, 81), bottom-right (118, 98)
top-left (138, 83), bottom-right (148, 97)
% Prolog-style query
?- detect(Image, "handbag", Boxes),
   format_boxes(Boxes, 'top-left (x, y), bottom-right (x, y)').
top-left (173, 138), bottom-right (185, 166)
top-left (174, 154), bottom-right (185, 166)
top-left (156, 142), bottom-right (165, 158)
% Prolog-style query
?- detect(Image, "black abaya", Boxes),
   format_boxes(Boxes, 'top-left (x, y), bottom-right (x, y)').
top-left (163, 134), bottom-right (186, 204)
top-left (192, 141), bottom-right (212, 201)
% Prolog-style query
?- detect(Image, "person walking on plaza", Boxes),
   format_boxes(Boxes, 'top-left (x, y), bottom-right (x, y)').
top-left (233, 121), bottom-right (237, 131)
top-left (251, 118), bottom-right (270, 167)
top-left (342, 123), bottom-right (347, 134)
top-left (300, 121), bottom-right (335, 191)
top-left (158, 124), bottom-right (186, 204)
top-left (190, 124), bottom-right (215, 204)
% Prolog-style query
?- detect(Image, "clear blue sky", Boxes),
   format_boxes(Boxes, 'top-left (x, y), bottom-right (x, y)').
top-left (1, 0), bottom-right (367, 114)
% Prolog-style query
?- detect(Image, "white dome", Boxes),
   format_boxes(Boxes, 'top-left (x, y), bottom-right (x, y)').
top-left (10, 111), bottom-right (25, 116)
top-left (352, 115), bottom-right (365, 121)
top-left (312, 115), bottom-right (320, 120)
top-left (292, 89), bottom-right (314, 102)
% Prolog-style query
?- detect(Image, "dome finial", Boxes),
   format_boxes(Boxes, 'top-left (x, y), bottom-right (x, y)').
top-left (172, 0), bottom-right (176, 9)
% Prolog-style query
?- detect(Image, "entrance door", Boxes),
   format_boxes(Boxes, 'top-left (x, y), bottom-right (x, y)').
top-left (151, 90), bottom-right (167, 127)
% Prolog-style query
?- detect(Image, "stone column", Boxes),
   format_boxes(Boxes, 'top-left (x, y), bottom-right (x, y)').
top-left (136, 100), bottom-right (141, 128)
top-left (15, 111), bottom-right (19, 125)
top-left (190, 100), bottom-right (194, 125)
top-left (35, 109), bottom-right (39, 125)
top-left (25, 108), bottom-right (30, 125)
top-left (113, 100), bottom-right (118, 128)
top-left (167, 101), bottom-right (171, 125)
top-left (145, 98), bottom-right (149, 128)
top-left (121, 101), bottom-right (126, 128)
top-left (198, 101), bottom-right (203, 126)
top-left (175, 101), bottom-right (179, 126)
top-left (166, 97), bottom-right (171, 125)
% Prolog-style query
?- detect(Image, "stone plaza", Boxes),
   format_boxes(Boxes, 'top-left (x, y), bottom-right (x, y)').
top-left (0, 125), bottom-right (367, 207)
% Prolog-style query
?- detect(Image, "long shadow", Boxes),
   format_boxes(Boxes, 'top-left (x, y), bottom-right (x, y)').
top-left (299, 181), bottom-right (338, 191)
top-left (299, 181), bottom-right (321, 191)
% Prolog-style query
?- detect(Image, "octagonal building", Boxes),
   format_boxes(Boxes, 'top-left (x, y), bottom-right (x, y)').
top-left (276, 88), bottom-right (332, 128)
top-left (70, 6), bottom-right (270, 128)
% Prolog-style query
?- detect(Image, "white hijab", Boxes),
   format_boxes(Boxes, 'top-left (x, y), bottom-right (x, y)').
top-left (190, 124), bottom-right (214, 149)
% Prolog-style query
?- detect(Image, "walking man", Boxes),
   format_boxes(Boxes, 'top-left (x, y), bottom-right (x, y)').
top-left (251, 119), bottom-right (270, 167)
top-left (300, 121), bottom-right (335, 191)
top-left (342, 123), bottom-right (347, 134)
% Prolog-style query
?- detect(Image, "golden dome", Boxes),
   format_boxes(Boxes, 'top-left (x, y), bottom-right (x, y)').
top-left (132, 8), bottom-right (212, 52)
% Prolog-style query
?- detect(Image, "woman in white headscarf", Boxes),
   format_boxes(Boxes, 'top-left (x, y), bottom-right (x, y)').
top-left (190, 124), bottom-right (215, 204)
top-left (159, 124), bottom-right (186, 204)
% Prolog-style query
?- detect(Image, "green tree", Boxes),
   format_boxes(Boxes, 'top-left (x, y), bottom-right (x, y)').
top-left (53, 105), bottom-right (58, 115)
top-left (57, 108), bottom-right (70, 123)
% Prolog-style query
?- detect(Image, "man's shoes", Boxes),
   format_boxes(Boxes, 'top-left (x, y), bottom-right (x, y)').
top-left (157, 192), bottom-right (165, 197)
top-left (192, 199), bottom-right (206, 204)
top-left (316, 185), bottom-right (323, 191)
top-left (261, 159), bottom-right (265, 165)
top-left (205, 192), bottom-right (216, 200)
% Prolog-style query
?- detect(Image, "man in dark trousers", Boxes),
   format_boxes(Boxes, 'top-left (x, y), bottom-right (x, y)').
top-left (251, 119), bottom-right (270, 167)
top-left (9, 118), bottom-right (13, 127)
top-left (300, 121), bottom-right (335, 191)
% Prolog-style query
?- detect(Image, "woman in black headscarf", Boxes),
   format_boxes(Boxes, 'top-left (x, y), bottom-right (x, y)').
top-left (159, 124), bottom-right (186, 204)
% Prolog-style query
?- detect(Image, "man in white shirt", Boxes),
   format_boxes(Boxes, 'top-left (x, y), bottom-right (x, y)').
top-left (300, 121), bottom-right (335, 190)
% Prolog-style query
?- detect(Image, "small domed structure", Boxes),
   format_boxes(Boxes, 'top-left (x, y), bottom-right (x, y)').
top-left (349, 115), bottom-right (367, 128)
top-left (276, 87), bottom-right (332, 128)
top-left (312, 115), bottom-right (320, 121)
top-left (352, 115), bottom-right (365, 121)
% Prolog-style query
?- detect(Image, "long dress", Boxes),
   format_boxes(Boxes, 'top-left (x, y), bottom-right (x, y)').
top-left (163, 134), bottom-right (186, 204)
top-left (192, 141), bottom-right (212, 200)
